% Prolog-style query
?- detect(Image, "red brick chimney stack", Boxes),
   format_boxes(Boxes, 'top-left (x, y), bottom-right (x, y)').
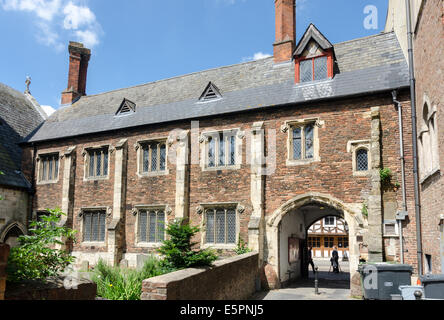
top-left (61, 41), bottom-right (91, 105)
top-left (273, 0), bottom-right (296, 64)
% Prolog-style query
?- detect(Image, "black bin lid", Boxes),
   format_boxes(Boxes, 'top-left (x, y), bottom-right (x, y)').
top-left (359, 263), bottom-right (413, 272)
top-left (420, 274), bottom-right (444, 283)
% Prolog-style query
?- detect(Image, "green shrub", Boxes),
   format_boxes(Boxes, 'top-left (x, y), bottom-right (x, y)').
top-left (380, 168), bottom-right (393, 184)
top-left (362, 203), bottom-right (368, 217)
top-left (6, 208), bottom-right (77, 282)
top-left (93, 257), bottom-right (171, 300)
top-left (157, 219), bottom-right (218, 269)
top-left (234, 236), bottom-right (252, 255)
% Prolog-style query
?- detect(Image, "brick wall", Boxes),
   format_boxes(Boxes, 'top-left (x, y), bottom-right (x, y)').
top-left (414, 0), bottom-right (444, 273)
top-left (0, 243), bottom-right (10, 300)
top-left (141, 252), bottom-right (258, 300)
top-left (25, 89), bottom-right (420, 276)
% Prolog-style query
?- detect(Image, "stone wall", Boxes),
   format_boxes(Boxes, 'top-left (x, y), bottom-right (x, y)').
top-left (0, 243), bottom-right (10, 300)
top-left (0, 187), bottom-right (29, 246)
top-left (141, 252), bottom-right (259, 300)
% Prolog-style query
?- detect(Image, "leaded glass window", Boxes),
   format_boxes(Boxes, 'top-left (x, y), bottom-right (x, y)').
top-left (138, 209), bottom-right (165, 243)
top-left (83, 211), bottom-right (106, 242)
top-left (140, 142), bottom-right (167, 174)
top-left (205, 207), bottom-right (236, 245)
top-left (300, 56), bottom-right (329, 83)
top-left (39, 153), bottom-right (59, 182)
top-left (291, 123), bottom-right (316, 161)
top-left (356, 148), bottom-right (369, 171)
top-left (206, 132), bottom-right (237, 169)
top-left (87, 148), bottom-right (109, 178)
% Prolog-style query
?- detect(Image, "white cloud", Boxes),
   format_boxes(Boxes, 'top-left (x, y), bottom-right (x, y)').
top-left (241, 52), bottom-right (272, 63)
top-left (41, 105), bottom-right (56, 116)
top-left (0, 0), bottom-right (102, 50)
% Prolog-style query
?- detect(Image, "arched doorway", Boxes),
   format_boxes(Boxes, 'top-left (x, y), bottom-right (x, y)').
top-left (266, 193), bottom-right (362, 289)
top-left (0, 222), bottom-right (26, 248)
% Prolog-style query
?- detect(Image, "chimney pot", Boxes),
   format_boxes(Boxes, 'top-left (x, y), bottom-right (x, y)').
top-left (274, 0), bottom-right (296, 64)
top-left (61, 42), bottom-right (91, 105)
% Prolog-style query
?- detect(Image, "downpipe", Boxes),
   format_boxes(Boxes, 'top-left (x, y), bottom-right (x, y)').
top-left (392, 90), bottom-right (407, 264)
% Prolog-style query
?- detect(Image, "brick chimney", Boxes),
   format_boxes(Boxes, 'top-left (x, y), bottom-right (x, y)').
top-left (61, 42), bottom-right (91, 105)
top-left (273, 0), bottom-right (296, 64)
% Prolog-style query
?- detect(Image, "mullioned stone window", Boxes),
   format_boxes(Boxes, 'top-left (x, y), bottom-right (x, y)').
top-left (84, 146), bottom-right (109, 180)
top-left (200, 129), bottom-right (243, 171)
top-left (81, 209), bottom-right (107, 243)
top-left (282, 118), bottom-right (323, 166)
top-left (135, 138), bottom-right (169, 177)
top-left (37, 153), bottom-right (59, 184)
top-left (132, 205), bottom-right (170, 247)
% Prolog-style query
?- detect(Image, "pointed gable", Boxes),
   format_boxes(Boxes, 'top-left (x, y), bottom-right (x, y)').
top-left (293, 24), bottom-right (335, 84)
top-left (116, 98), bottom-right (136, 116)
top-left (199, 82), bottom-right (222, 102)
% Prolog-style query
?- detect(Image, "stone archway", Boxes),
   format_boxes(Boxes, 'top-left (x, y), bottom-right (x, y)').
top-left (265, 192), bottom-right (364, 289)
top-left (0, 222), bottom-right (26, 248)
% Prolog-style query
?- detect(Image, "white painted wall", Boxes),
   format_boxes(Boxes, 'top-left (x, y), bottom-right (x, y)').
top-left (279, 210), bottom-right (306, 283)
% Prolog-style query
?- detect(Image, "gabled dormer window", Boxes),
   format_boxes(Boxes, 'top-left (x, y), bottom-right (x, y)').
top-left (116, 99), bottom-right (136, 116)
top-left (293, 24), bottom-right (334, 84)
top-left (199, 82), bottom-right (222, 102)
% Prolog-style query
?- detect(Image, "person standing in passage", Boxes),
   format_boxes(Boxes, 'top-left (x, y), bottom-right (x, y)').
top-left (331, 246), bottom-right (340, 273)
top-left (307, 246), bottom-right (316, 274)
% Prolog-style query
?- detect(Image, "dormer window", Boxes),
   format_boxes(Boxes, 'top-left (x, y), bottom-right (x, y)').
top-left (293, 24), bottom-right (334, 84)
top-left (199, 82), bottom-right (222, 102)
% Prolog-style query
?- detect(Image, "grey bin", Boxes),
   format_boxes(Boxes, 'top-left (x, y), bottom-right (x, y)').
top-left (420, 274), bottom-right (444, 300)
top-left (358, 264), bottom-right (413, 300)
top-left (399, 285), bottom-right (424, 300)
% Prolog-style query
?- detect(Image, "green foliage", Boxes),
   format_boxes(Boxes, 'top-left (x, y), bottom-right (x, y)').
top-left (157, 219), bottom-right (218, 269)
top-left (234, 236), bottom-right (252, 255)
top-left (6, 208), bottom-right (77, 282)
top-left (362, 203), bottom-right (368, 218)
top-left (92, 257), bottom-right (170, 300)
top-left (380, 168), bottom-right (393, 184)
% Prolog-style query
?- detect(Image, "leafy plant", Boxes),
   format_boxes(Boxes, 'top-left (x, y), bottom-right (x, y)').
top-left (6, 208), bottom-right (77, 282)
top-left (362, 203), bottom-right (368, 218)
top-left (93, 257), bottom-right (170, 300)
top-left (234, 236), bottom-right (252, 255)
top-left (379, 168), bottom-right (393, 184)
top-left (157, 219), bottom-right (218, 270)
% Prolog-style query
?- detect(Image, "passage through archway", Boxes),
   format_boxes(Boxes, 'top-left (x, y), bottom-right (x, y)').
top-left (265, 193), bottom-right (362, 290)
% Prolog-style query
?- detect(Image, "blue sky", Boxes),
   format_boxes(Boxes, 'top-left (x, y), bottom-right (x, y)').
top-left (0, 0), bottom-right (388, 113)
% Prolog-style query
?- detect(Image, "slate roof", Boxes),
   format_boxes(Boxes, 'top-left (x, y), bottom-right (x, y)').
top-left (28, 31), bottom-right (409, 143)
top-left (0, 83), bottom-right (45, 189)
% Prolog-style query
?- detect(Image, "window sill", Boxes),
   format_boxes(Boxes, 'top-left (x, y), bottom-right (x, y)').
top-left (383, 234), bottom-right (399, 238)
top-left (202, 165), bottom-right (241, 172)
top-left (202, 243), bottom-right (236, 250)
top-left (353, 171), bottom-right (371, 177)
top-left (81, 241), bottom-right (106, 247)
top-left (420, 167), bottom-right (441, 185)
top-left (135, 242), bottom-right (163, 248)
top-left (84, 176), bottom-right (110, 182)
top-left (36, 179), bottom-right (59, 185)
top-left (286, 159), bottom-right (320, 167)
top-left (137, 170), bottom-right (169, 178)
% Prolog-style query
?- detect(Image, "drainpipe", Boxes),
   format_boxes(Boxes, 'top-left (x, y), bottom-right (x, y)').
top-left (392, 90), bottom-right (407, 264)
top-left (405, 0), bottom-right (423, 276)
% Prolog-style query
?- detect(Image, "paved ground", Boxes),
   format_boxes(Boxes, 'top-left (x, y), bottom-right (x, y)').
top-left (252, 259), bottom-right (356, 300)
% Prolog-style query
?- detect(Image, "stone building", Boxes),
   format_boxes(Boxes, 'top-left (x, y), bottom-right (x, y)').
top-left (0, 81), bottom-right (46, 247)
top-left (21, 0), bottom-right (420, 288)
top-left (386, 0), bottom-right (443, 275)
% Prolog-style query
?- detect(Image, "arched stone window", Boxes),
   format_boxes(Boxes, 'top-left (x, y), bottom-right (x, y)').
top-left (419, 98), bottom-right (440, 181)
top-left (356, 148), bottom-right (369, 172)
top-left (0, 222), bottom-right (26, 248)
top-left (347, 140), bottom-right (371, 176)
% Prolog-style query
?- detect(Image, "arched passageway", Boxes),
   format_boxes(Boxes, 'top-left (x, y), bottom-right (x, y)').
top-left (0, 222), bottom-right (26, 248)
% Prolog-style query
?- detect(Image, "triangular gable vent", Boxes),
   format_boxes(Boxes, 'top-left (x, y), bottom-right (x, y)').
top-left (199, 82), bottom-right (222, 102)
top-left (116, 98), bottom-right (136, 116)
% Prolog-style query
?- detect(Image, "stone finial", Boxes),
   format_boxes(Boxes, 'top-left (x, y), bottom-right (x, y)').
top-left (25, 76), bottom-right (31, 94)
top-left (196, 205), bottom-right (204, 215)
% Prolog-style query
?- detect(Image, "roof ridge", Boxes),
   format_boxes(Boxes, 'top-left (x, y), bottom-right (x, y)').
top-left (334, 31), bottom-right (394, 46)
top-left (77, 56), bottom-right (274, 101)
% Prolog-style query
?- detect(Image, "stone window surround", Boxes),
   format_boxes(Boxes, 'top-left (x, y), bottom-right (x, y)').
top-left (77, 206), bottom-right (111, 247)
top-left (383, 220), bottom-right (399, 238)
top-left (419, 96), bottom-right (440, 184)
top-left (197, 202), bottom-right (245, 250)
top-left (282, 118), bottom-right (323, 166)
top-left (199, 128), bottom-right (244, 171)
top-left (347, 140), bottom-right (371, 177)
top-left (36, 151), bottom-right (61, 185)
top-left (82, 144), bottom-right (113, 182)
top-left (131, 204), bottom-right (172, 248)
top-left (134, 137), bottom-right (170, 178)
